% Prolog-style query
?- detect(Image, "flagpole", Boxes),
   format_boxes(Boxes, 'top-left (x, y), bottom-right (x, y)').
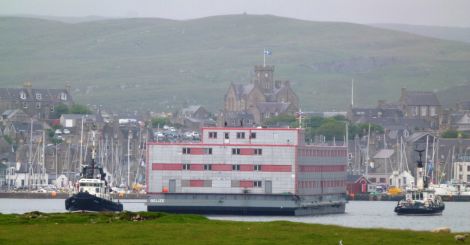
top-left (263, 50), bottom-right (266, 67)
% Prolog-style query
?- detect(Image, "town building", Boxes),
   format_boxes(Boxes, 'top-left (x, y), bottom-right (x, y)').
top-left (399, 88), bottom-right (441, 129)
top-left (0, 82), bottom-right (74, 120)
top-left (220, 65), bottom-right (299, 126)
top-left (146, 127), bottom-right (347, 215)
top-left (176, 105), bottom-right (215, 130)
top-left (454, 161), bottom-right (470, 183)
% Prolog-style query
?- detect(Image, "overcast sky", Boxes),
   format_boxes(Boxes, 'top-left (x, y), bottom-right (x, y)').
top-left (1, 0), bottom-right (470, 27)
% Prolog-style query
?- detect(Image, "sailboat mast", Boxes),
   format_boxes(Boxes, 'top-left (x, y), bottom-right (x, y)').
top-left (28, 118), bottom-right (33, 189)
top-left (79, 116), bottom-right (84, 165)
top-left (42, 130), bottom-right (45, 186)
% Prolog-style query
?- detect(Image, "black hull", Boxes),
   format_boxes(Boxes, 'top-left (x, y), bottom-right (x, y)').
top-left (394, 205), bottom-right (444, 215)
top-left (147, 204), bottom-right (345, 216)
top-left (65, 192), bottom-right (123, 212)
top-left (148, 205), bottom-right (297, 216)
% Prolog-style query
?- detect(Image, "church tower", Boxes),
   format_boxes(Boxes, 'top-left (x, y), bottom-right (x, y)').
top-left (253, 65), bottom-right (274, 93)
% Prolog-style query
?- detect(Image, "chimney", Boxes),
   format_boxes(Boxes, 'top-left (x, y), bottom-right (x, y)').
top-left (23, 81), bottom-right (32, 95)
top-left (65, 82), bottom-right (71, 93)
top-left (401, 87), bottom-right (406, 98)
top-left (378, 100), bottom-right (386, 108)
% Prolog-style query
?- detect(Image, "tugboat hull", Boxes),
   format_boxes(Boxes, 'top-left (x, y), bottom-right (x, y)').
top-left (65, 192), bottom-right (123, 212)
top-left (394, 204), bottom-right (445, 215)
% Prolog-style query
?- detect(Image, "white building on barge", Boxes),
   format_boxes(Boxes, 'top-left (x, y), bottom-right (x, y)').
top-left (146, 127), bottom-right (347, 216)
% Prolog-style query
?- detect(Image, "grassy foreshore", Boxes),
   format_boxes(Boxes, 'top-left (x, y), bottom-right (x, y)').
top-left (0, 211), bottom-right (464, 245)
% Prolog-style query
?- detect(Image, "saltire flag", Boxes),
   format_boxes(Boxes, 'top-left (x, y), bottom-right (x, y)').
top-left (264, 49), bottom-right (272, 55)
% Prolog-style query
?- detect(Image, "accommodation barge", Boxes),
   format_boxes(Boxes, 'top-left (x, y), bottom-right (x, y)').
top-left (146, 127), bottom-right (347, 216)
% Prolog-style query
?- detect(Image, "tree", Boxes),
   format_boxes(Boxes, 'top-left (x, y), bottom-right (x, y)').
top-left (315, 119), bottom-right (346, 141)
top-left (441, 129), bottom-right (468, 138)
top-left (69, 104), bottom-right (91, 114)
top-left (151, 117), bottom-right (170, 128)
top-left (52, 103), bottom-right (69, 119)
top-left (264, 114), bottom-right (297, 127)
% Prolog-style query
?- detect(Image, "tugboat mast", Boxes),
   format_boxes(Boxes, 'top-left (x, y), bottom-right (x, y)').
top-left (415, 149), bottom-right (426, 190)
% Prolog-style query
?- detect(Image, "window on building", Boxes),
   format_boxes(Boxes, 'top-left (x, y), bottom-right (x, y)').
top-left (411, 106), bottom-right (418, 116)
top-left (232, 148), bottom-right (240, 155)
top-left (370, 178), bottom-right (377, 183)
top-left (208, 132), bottom-right (217, 139)
top-left (254, 165), bottom-right (261, 171)
top-left (224, 132), bottom-right (229, 139)
top-left (182, 148), bottom-right (191, 154)
top-left (254, 181), bottom-right (262, 187)
top-left (22, 102), bottom-right (28, 109)
top-left (379, 178), bottom-right (386, 183)
top-left (236, 132), bottom-right (245, 139)
top-left (20, 91), bottom-right (26, 100)
top-left (60, 92), bottom-right (67, 101)
top-left (420, 106), bottom-right (427, 116)
top-left (50, 106), bottom-right (54, 112)
top-left (35, 93), bottom-right (42, 100)
top-left (430, 106), bottom-right (436, 116)
top-left (183, 164), bottom-right (191, 170)
top-left (204, 148), bottom-right (212, 155)
top-left (36, 102), bottom-right (41, 109)
top-left (459, 165), bottom-right (463, 172)
top-left (204, 164), bottom-right (212, 171)
top-left (250, 132), bottom-right (256, 139)
top-left (232, 164), bottom-right (240, 171)
top-left (254, 149), bottom-right (262, 155)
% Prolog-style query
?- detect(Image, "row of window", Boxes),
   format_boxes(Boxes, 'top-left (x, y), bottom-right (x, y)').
top-left (208, 131), bottom-right (257, 139)
top-left (298, 180), bottom-right (345, 189)
top-left (182, 147), bottom-right (212, 155)
top-left (20, 102), bottom-right (55, 111)
top-left (19, 91), bottom-right (67, 101)
top-left (182, 147), bottom-right (262, 155)
top-left (179, 180), bottom-right (264, 188)
top-left (299, 149), bottom-right (346, 157)
top-left (180, 164), bottom-right (264, 171)
top-left (232, 148), bottom-right (262, 155)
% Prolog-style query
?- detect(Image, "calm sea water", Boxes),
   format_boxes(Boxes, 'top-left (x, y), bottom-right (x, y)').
top-left (0, 199), bottom-right (469, 232)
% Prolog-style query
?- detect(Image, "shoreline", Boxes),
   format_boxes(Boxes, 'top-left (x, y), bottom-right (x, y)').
top-left (0, 211), bottom-right (463, 244)
top-left (0, 192), bottom-right (147, 199)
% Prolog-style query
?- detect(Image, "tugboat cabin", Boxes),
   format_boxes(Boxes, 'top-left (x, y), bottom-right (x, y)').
top-left (78, 179), bottom-right (107, 197)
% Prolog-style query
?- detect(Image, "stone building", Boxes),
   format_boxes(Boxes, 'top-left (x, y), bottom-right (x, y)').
top-left (399, 88), bottom-right (441, 129)
top-left (0, 82), bottom-right (74, 120)
top-left (220, 65), bottom-right (299, 126)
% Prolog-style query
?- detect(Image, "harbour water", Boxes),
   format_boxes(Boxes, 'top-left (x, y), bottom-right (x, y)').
top-left (0, 199), bottom-right (469, 232)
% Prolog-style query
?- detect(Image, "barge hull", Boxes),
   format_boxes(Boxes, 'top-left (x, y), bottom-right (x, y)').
top-left (147, 193), bottom-right (346, 216)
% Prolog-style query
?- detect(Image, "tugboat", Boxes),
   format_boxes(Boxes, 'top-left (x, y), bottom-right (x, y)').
top-left (65, 131), bottom-right (123, 212)
top-left (394, 149), bottom-right (444, 215)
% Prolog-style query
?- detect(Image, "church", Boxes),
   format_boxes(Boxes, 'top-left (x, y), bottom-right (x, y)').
top-left (219, 65), bottom-right (299, 127)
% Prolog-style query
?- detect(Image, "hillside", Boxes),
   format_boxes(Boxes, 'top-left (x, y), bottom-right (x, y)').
top-left (373, 23), bottom-right (470, 44)
top-left (1, 15), bottom-right (470, 112)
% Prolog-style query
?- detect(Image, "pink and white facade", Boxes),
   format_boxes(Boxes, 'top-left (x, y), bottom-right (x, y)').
top-left (147, 127), bottom-right (347, 199)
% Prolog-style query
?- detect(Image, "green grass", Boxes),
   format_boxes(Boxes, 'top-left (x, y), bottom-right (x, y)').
top-left (0, 211), bottom-right (464, 244)
top-left (1, 15), bottom-right (470, 111)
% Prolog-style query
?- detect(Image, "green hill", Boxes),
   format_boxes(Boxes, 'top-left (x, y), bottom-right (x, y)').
top-left (1, 15), bottom-right (470, 112)
top-left (373, 23), bottom-right (470, 44)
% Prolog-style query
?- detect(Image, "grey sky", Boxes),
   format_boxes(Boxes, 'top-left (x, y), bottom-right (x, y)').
top-left (1, 0), bottom-right (469, 27)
